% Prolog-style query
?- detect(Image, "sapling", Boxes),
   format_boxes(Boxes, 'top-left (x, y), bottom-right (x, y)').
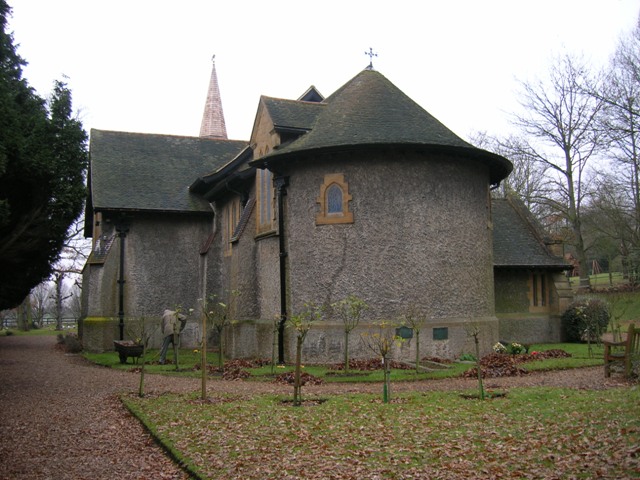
top-left (126, 317), bottom-right (158, 397)
top-left (203, 291), bottom-right (240, 371)
top-left (271, 314), bottom-right (280, 374)
top-left (198, 298), bottom-right (208, 400)
top-left (289, 302), bottom-right (322, 406)
top-left (464, 322), bottom-right (485, 400)
top-left (332, 295), bottom-right (367, 373)
top-left (402, 304), bottom-right (427, 374)
top-left (361, 321), bottom-right (400, 403)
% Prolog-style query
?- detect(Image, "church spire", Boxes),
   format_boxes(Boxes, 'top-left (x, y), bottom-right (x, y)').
top-left (199, 55), bottom-right (228, 139)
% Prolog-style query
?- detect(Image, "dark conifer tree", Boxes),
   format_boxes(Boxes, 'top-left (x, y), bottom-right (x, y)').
top-left (0, 0), bottom-right (88, 309)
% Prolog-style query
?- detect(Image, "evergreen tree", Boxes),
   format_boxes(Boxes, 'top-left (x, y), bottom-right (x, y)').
top-left (0, 1), bottom-right (88, 309)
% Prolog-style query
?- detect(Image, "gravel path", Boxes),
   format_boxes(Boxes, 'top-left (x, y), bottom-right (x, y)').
top-left (0, 335), bottom-right (632, 479)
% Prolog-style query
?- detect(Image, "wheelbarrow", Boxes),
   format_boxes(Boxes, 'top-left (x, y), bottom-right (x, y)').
top-left (113, 340), bottom-right (143, 364)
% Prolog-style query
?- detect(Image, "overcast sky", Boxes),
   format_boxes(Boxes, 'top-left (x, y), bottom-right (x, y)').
top-left (7, 0), bottom-right (640, 143)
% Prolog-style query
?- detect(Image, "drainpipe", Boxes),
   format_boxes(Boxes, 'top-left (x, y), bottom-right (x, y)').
top-left (274, 175), bottom-right (289, 364)
top-left (116, 221), bottom-right (129, 340)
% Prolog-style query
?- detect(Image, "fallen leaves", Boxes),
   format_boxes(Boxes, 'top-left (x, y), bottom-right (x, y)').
top-left (463, 353), bottom-right (530, 378)
top-left (328, 357), bottom-right (416, 371)
top-left (463, 350), bottom-right (573, 378)
top-left (274, 371), bottom-right (323, 385)
top-left (126, 386), bottom-right (640, 480)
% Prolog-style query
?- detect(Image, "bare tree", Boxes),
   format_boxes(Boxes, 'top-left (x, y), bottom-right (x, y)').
top-left (30, 282), bottom-right (53, 328)
top-left (289, 303), bottom-right (322, 406)
top-left (464, 323), bottom-right (486, 400)
top-left (50, 216), bottom-right (91, 329)
top-left (512, 54), bottom-right (605, 287)
top-left (361, 322), bottom-right (400, 403)
top-left (592, 22), bottom-right (640, 277)
top-left (470, 131), bottom-right (551, 221)
top-left (331, 295), bottom-right (367, 373)
top-left (67, 283), bottom-right (83, 321)
top-left (52, 272), bottom-right (71, 331)
top-left (401, 304), bottom-right (426, 374)
top-left (584, 175), bottom-right (640, 281)
top-left (16, 296), bottom-right (31, 331)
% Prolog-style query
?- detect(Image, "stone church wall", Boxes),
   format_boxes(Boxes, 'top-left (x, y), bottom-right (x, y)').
top-left (256, 149), bottom-right (501, 362)
top-left (81, 212), bottom-right (212, 352)
top-left (283, 151), bottom-right (495, 317)
top-left (494, 269), bottom-right (564, 344)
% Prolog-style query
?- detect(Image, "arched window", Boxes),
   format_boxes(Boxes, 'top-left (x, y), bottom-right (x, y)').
top-left (316, 173), bottom-right (353, 225)
top-left (327, 184), bottom-right (343, 214)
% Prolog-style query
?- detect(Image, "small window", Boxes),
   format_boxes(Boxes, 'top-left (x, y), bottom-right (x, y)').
top-left (530, 272), bottom-right (549, 311)
top-left (223, 197), bottom-right (241, 256)
top-left (433, 327), bottom-right (448, 340)
top-left (316, 173), bottom-right (353, 225)
top-left (256, 168), bottom-right (276, 234)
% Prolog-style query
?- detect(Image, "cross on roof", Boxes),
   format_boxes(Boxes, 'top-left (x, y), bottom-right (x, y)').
top-left (365, 47), bottom-right (377, 70)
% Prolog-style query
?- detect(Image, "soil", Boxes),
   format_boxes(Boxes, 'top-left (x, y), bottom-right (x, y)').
top-left (0, 335), bottom-right (634, 479)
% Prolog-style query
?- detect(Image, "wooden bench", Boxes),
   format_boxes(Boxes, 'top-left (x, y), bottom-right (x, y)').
top-left (603, 323), bottom-right (639, 378)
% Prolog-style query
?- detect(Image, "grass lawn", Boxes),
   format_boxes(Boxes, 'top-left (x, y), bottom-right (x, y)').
top-left (124, 385), bottom-right (640, 479)
top-left (570, 271), bottom-right (628, 289)
top-left (85, 349), bottom-right (222, 377)
top-left (87, 340), bottom-right (636, 478)
top-left (569, 272), bottom-right (640, 325)
top-left (84, 342), bottom-right (605, 381)
top-left (522, 343), bottom-right (605, 371)
top-left (1, 325), bottom-right (77, 336)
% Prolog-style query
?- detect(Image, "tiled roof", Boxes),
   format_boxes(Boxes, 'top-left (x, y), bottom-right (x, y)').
top-left (492, 197), bottom-right (567, 269)
top-left (261, 96), bottom-right (324, 132)
top-left (89, 129), bottom-right (246, 213)
top-left (262, 69), bottom-right (512, 185)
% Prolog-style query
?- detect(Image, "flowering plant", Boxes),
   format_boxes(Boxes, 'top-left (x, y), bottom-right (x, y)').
top-left (493, 342), bottom-right (507, 353)
top-left (509, 342), bottom-right (524, 355)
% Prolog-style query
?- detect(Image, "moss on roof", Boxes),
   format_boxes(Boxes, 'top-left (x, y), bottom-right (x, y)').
top-left (261, 96), bottom-right (324, 132)
top-left (89, 129), bottom-right (246, 213)
top-left (262, 69), bottom-right (512, 185)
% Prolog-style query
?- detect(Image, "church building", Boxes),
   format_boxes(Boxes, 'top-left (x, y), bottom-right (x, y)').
top-left (81, 60), bottom-right (571, 362)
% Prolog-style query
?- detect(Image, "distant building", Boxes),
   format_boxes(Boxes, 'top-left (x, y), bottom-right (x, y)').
top-left (81, 64), bottom-right (571, 361)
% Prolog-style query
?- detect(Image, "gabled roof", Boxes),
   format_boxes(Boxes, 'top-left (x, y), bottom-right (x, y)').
top-left (88, 129), bottom-right (246, 213)
top-left (261, 96), bottom-right (324, 133)
top-left (492, 197), bottom-right (568, 269)
top-left (257, 69), bottom-right (512, 185)
top-left (297, 85), bottom-right (324, 102)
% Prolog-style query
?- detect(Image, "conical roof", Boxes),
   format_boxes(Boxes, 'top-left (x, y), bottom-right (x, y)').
top-left (262, 69), bottom-right (512, 184)
top-left (199, 57), bottom-right (228, 139)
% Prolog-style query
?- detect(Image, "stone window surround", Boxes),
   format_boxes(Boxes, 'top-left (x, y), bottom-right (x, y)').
top-left (316, 173), bottom-right (354, 225)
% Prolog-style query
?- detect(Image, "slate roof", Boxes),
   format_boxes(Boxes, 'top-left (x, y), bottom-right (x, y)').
top-left (259, 69), bottom-right (512, 185)
top-left (89, 129), bottom-right (246, 213)
top-left (261, 96), bottom-right (324, 132)
top-left (492, 197), bottom-right (568, 269)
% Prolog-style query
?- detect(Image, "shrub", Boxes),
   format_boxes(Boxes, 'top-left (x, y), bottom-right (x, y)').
top-left (57, 332), bottom-right (83, 353)
top-left (493, 342), bottom-right (507, 354)
top-left (507, 342), bottom-right (525, 355)
top-left (562, 298), bottom-right (610, 342)
top-left (459, 353), bottom-right (477, 362)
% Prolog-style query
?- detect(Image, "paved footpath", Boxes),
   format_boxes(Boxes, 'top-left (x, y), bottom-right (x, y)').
top-left (0, 335), bottom-right (194, 480)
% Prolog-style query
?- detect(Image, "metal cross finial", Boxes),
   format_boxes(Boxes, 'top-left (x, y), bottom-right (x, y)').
top-left (365, 47), bottom-right (377, 70)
